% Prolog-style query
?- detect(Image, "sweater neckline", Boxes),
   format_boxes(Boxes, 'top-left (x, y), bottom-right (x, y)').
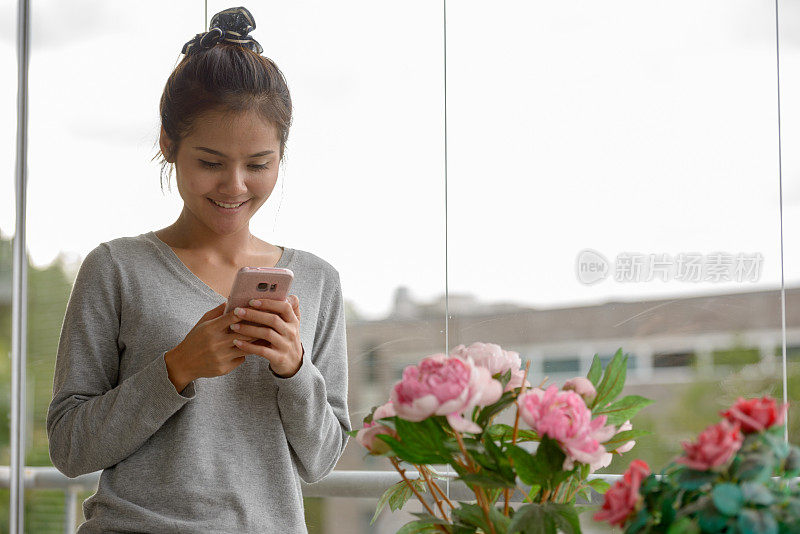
top-left (142, 231), bottom-right (295, 301)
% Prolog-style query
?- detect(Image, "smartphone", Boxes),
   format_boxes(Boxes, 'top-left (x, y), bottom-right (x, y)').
top-left (223, 267), bottom-right (295, 316)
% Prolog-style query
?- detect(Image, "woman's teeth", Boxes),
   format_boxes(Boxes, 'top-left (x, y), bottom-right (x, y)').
top-left (209, 198), bottom-right (247, 209)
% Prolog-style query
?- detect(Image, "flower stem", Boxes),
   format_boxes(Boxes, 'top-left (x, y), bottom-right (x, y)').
top-left (551, 481), bottom-right (564, 503)
top-left (540, 488), bottom-right (551, 503)
top-left (417, 464), bottom-right (450, 521)
top-left (504, 359), bottom-right (533, 517)
top-left (425, 470), bottom-right (457, 511)
top-left (390, 457), bottom-right (448, 532)
top-left (453, 429), bottom-right (497, 534)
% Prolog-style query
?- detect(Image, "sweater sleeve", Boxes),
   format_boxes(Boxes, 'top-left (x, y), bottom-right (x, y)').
top-left (46, 243), bottom-right (197, 479)
top-left (271, 269), bottom-right (351, 484)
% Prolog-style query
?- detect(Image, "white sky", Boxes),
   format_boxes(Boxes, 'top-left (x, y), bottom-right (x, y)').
top-left (1, 0), bottom-right (800, 321)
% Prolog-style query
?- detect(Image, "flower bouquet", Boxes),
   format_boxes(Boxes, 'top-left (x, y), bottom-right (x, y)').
top-left (594, 395), bottom-right (799, 533)
top-left (347, 343), bottom-right (653, 533)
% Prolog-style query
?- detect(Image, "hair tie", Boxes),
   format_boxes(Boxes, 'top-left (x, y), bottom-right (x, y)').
top-left (181, 6), bottom-right (263, 56)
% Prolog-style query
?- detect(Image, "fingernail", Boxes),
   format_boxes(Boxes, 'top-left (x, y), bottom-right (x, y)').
top-left (249, 299), bottom-right (261, 307)
top-left (235, 307), bottom-right (246, 316)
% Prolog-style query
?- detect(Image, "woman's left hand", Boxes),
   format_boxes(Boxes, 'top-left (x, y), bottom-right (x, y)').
top-left (230, 295), bottom-right (304, 378)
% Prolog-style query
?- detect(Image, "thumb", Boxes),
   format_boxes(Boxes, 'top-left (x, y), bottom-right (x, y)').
top-left (289, 295), bottom-right (300, 319)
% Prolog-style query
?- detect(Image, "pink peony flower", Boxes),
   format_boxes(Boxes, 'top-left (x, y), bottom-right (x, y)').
top-left (721, 396), bottom-right (788, 434)
top-left (591, 420), bottom-right (637, 472)
top-left (615, 420), bottom-right (636, 454)
top-left (356, 401), bottom-right (398, 455)
top-left (594, 459), bottom-right (650, 527)
top-left (518, 385), bottom-right (616, 470)
top-left (390, 353), bottom-right (503, 434)
top-left (449, 342), bottom-right (531, 393)
top-left (676, 419), bottom-right (744, 471)
top-left (562, 377), bottom-right (597, 405)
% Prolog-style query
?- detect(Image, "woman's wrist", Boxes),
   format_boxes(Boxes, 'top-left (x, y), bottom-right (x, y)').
top-left (164, 347), bottom-right (193, 392)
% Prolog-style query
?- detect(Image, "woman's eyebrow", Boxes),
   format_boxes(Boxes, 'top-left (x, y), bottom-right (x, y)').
top-left (193, 146), bottom-right (275, 158)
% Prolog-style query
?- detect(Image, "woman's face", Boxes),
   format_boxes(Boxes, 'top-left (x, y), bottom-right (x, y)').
top-left (162, 108), bottom-right (282, 236)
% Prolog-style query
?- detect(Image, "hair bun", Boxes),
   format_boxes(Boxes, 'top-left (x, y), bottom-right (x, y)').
top-left (181, 6), bottom-right (263, 56)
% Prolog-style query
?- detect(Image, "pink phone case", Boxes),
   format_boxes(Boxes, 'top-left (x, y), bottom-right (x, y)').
top-left (223, 267), bottom-right (295, 316)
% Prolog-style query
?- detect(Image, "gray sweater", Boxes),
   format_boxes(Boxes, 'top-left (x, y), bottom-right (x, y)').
top-left (46, 231), bottom-right (351, 533)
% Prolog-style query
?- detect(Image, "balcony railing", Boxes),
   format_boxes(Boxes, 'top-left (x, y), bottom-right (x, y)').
top-left (0, 466), bottom-right (620, 533)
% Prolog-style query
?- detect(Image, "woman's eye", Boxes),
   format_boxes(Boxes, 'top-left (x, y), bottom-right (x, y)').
top-left (199, 160), bottom-right (268, 171)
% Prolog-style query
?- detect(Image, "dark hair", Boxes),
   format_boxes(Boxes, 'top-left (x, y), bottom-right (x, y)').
top-left (153, 43), bottom-right (293, 193)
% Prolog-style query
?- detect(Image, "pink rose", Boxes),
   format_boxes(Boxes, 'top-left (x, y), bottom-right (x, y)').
top-left (594, 459), bottom-right (650, 527)
top-left (356, 401), bottom-right (397, 455)
top-left (721, 396), bottom-right (788, 434)
top-left (562, 377), bottom-right (597, 405)
top-left (518, 385), bottom-right (615, 470)
top-left (390, 353), bottom-right (503, 434)
top-left (449, 342), bottom-right (531, 393)
top-left (676, 419), bottom-right (743, 471)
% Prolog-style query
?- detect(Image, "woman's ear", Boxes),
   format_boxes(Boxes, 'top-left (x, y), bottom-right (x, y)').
top-left (159, 126), bottom-right (175, 163)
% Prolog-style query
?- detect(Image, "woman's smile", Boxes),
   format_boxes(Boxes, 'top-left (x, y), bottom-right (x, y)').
top-left (208, 197), bottom-right (251, 212)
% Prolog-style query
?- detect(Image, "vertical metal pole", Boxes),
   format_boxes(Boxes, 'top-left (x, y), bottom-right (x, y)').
top-left (64, 487), bottom-right (77, 534)
top-left (774, 0), bottom-right (789, 444)
top-left (12, 0), bottom-right (31, 531)
top-left (442, 0), bottom-right (450, 501)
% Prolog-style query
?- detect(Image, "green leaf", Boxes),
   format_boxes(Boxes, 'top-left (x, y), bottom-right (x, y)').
top-left (484, 435), bottom-right (516, 483)
top-left (738, 508), bottom-right (778, 534)
top-left (375, 434), bottom-right (448, 464)
top-left (741, 482), bottom-right (775, 506)
top-left (485, 423), bottom-right (539, 443)
top-left (677, 469), bottom-right (717, 490)
top-left (389, 478), bottom-right (426, 512)
top-left (396, 519), bottom-right (447, 534)
top-left (592, 349), bottom-right (627, 409)
top-left (494, 368), bottom-right (513, 389)
top-left (697, 505), bottom-right (728, 532)
top-left (667, 517), bottom-right (700, 534)
top-left (395, 417), bottom-right (451, 459)
top-left (593, 395), bottom-right (654, 427)
top-left (372, 479), bottom-right (425, 525)
top-left (587, 478), bottom-right (611, 494)
top-left (711, 483), bottom-right (743, 517)
top-left (602, 429), bottom-right (651, 450)
top-left (507, 503), bottom-right (546, 534)
top-left (546, 503), bottom-right (581, 534)
top-left (784, 446), bottom-right (800, 476)
top-left (345, 429), bottom-right (360, 438)
top-left (626, 506), bottom-right (651, 532)
top-left (508, 445), bottom-right (544, 486)
top-left (536, 436), bottom-right (568, 478)
top-left (451, 502), bottom-right (509, 534)
top-left (475, 390), bottom-right (518, 428)
top-left (587, 354), bottom-right (602, 387)
top-left (737, 453), bottom-right (775, 483)
top-left (459, 472), bottom-right (517, 490)
top-left (408, 511), bottom-right (452, 525)
top-left (371, 481), bottom-right (401, 525)
top-left (525, 484), bottom-right (542, 502)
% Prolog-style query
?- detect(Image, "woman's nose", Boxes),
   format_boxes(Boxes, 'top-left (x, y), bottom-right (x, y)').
top-left (219, 166), bottom-right (249, 193)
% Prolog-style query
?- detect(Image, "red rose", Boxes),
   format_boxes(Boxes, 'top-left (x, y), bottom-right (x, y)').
top-left (593, 459), bottom-right (650, 527)
top-left (721, 396), bottom-right (787, 434)
top-left (676, 419), bottom-right (743, 471)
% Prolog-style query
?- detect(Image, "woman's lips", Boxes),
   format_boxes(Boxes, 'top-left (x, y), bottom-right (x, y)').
top-left (208, 197), bottom-right (250, 212)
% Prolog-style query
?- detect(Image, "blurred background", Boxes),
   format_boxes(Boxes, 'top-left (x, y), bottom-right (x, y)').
top-left (2, 0), bottom-right (800, 532)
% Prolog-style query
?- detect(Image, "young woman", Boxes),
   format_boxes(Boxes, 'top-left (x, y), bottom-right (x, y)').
top-left (46, 7), bottom-right (351, 532)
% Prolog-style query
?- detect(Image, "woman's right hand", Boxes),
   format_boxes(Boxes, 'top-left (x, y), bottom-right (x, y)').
top-left (165, 302), bottom-right (256, 391)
